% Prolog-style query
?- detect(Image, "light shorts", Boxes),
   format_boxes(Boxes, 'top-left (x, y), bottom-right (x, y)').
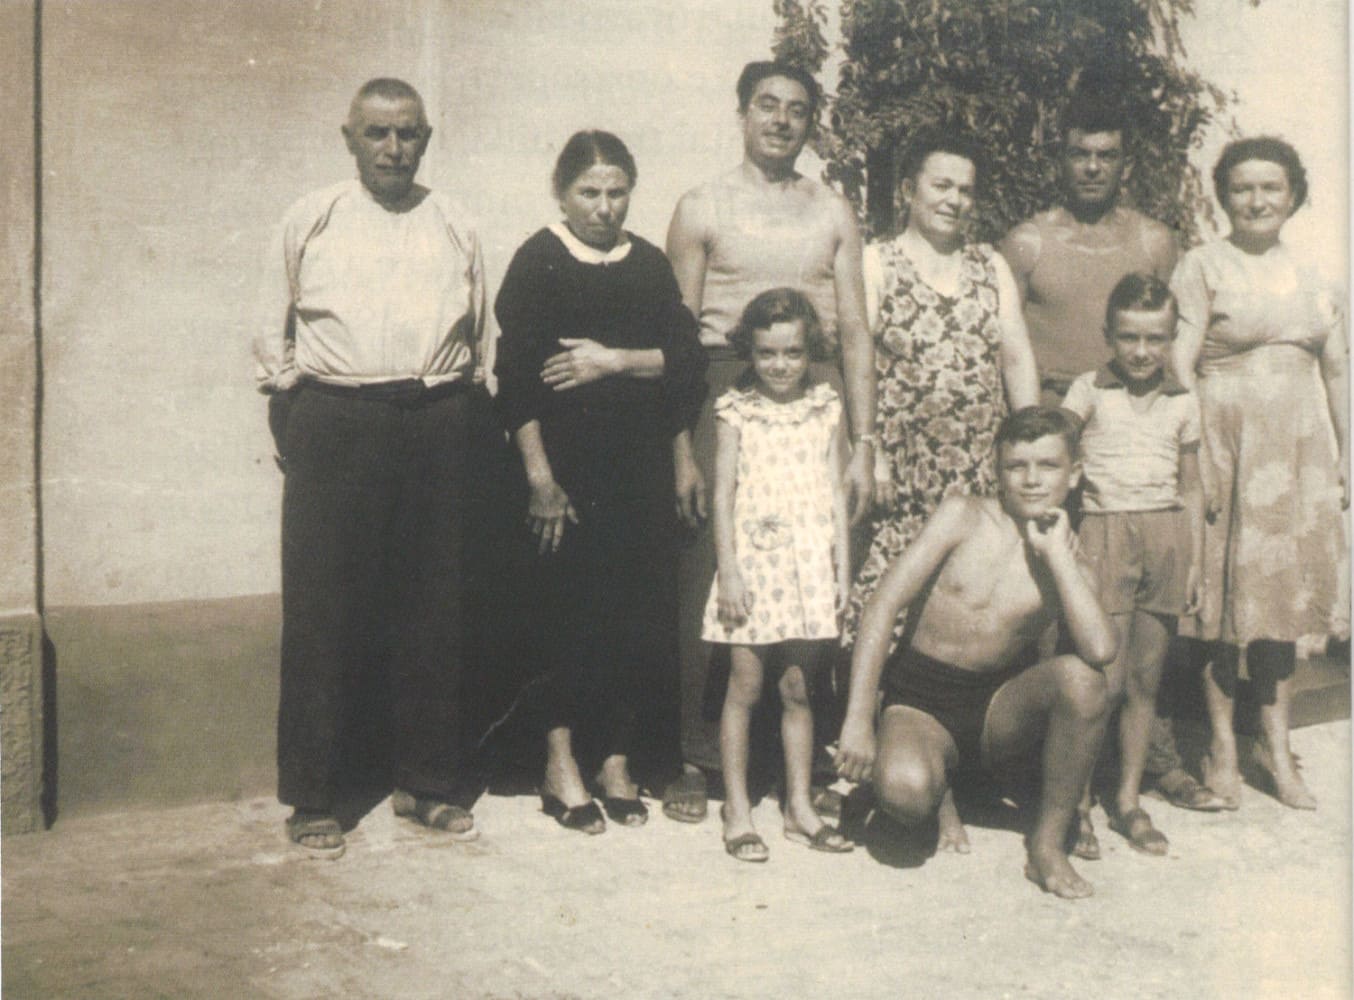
top-left (1078, 508), bottom-right (1191, 617)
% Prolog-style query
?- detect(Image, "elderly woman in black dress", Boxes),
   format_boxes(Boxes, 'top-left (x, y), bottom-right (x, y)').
top-left (494, 131), bottom-right (706, 834)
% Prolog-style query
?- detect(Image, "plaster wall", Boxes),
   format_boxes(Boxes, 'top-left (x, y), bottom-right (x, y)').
top-left (1180, 0), bottom-right (1348, 282)
top-left (33, 0), bottom-right (1350, 612)
top-left (2, 0), bottom-right (38, 618)
top-left (25, 0), bottom-right (1349, 821)
top-left (38, 0), bottom-right (778, 608)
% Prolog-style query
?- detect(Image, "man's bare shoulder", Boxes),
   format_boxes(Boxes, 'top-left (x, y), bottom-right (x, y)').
top-left (677, 167), bottom-right (744, 205)
top-left (998, 214), bottom-right (1048, 270)
top-left (817, 182), bottom-right (862, 231)
top-left (1133, 211), bottom-right (1179, 263)
top-left (670, 174), bottom-right (728, 232)
top-left (1134, 209), bottom-right (1171, 233)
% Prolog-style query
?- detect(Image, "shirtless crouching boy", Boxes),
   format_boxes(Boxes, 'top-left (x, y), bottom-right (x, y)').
top-left (835, 407), bottom-right (1117, 899)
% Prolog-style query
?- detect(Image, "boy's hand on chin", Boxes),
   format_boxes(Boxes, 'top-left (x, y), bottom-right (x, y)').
top-left (1024, 508), bottom-right (1072, 560)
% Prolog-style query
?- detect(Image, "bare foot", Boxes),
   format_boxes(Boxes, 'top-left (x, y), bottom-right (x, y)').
top-left (936, 788), bottom-right (971, 854)
top-left (1024, 844), bottom-right (1094, 899)
top-left (1255, 743), bottom-right (1317, 810)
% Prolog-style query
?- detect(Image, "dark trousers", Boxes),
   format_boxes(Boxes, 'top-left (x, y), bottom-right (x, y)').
top-left (276, 382), bottom-right (490, 812)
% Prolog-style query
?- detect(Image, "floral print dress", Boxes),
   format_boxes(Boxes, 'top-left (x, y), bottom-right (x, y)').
top-left (843, 240), bottom-right (1007, 645)
top-left (1171, 239), bottom-right (1347, 644)
top-left (701, 382), bottom-right (842, 645)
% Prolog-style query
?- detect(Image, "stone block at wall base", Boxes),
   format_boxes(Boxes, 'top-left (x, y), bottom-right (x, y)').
top-left (1, 613), bottom-right (44, 835)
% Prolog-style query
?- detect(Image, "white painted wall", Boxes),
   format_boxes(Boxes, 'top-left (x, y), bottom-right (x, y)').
top-left (39, 0), bottom-right (776, 607)
top-left (1180, 0), bottom-right (1348, 283)
top-left (37, 0), bottom-right (1345, 608)
top-left (0, 2), bottom-right (37, 618)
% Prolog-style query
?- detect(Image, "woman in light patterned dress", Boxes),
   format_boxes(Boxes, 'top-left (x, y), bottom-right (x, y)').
top-left (1171, 137), bottom-right (1348, 810)
top-left (844, 131), bottom-right (1039, 645)
top-left (702, 288), bottom-right (854, 861)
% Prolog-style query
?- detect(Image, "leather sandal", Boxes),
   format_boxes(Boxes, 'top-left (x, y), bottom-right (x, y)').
top-left (391, 789), bottom-right (479, 841)
top-left (1108, 807), bottom-right (1169, 856)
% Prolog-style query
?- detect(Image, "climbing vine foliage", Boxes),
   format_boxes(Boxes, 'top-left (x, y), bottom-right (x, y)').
top-left (772, 0), bottom-right (1232, 244)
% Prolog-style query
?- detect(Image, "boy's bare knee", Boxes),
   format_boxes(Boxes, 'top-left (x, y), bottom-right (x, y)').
top-left (874, 758), bottom-right (945, 825)
top-left (1053, 655), bottom-right (1109, 721)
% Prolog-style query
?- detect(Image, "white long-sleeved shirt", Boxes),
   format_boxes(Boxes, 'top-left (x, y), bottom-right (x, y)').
top-left (253, 178), bottom-right (485, 391)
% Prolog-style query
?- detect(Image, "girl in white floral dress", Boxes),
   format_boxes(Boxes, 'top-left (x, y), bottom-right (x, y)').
top-left (701, 288), bottom-right (853, 862)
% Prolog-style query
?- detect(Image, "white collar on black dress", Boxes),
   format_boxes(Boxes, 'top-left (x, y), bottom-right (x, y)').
top-left (549, 221), bottom-right (632, 265)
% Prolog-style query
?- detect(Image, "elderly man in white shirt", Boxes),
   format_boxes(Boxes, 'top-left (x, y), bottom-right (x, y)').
top-left (254, 78), bottom-right (491, 857)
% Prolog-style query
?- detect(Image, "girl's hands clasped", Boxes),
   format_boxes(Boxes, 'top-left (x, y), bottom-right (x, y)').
top-left (527, 478), bottom-right (578, 554)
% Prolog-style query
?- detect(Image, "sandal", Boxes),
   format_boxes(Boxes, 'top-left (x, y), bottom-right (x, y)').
top-left (285, 811), bottom-right (345, 860)
top-left (391, 790), bottom-right (479, 841)
top-left (661, 769), bottom-right (708, 824)
top-left (783, 823), bottom-right (854, 853)
top-left (811, 785), bottom-right (844, 821)
top-left (724, 832), bottom-right (769, 863)
top-left (541, 794), bottom-right (606, 835)
top-left (1108, 807), bottom-right (1169, 856)
top-left (1151, 770), bottom-right (1229, 812)
top-left (601, 796), bottom-right (649, 827)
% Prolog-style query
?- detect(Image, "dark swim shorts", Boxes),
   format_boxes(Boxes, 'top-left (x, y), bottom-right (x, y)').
top-left (880, 646), bottom-right (1029, 772)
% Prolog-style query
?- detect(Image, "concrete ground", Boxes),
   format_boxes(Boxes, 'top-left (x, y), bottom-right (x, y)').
top-left (4, 720), bottom-right (1350, 1000)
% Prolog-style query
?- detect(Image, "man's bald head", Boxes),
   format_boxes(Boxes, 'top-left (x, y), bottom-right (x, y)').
top-left (342, 78), bottom-right (431, 206)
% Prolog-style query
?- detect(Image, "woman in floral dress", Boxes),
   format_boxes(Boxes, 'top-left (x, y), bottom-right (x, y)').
top-left (1171, 137), bottom-right (1348, 811)
top-left (844, 131), bottom-right (1039, 644)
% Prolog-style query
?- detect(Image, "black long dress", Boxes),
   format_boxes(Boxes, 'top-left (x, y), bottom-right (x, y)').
top-left (492, 226), bottom-right (705, 785)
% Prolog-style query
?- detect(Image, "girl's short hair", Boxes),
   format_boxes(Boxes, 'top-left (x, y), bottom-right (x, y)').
top-left (728, 287), bottom-right (828, 361)
top-left (1212, 136), bottom-right (1308, 211)
top-left (552, 130), bottom-right (637, 199)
